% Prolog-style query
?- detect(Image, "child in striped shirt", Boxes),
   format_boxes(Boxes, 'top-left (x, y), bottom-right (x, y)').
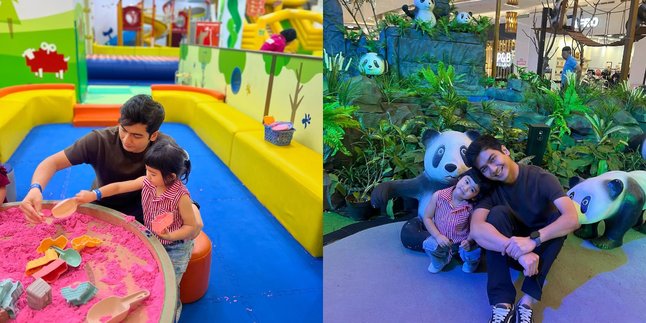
top-left (422, 168), bottom-right (490, 274)
top-left (75, 138), bottom-right (196, 321)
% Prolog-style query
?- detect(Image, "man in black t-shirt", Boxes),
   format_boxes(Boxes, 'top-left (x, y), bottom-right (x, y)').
top-left (20, 95), bottom-right (203, 238)
top-left (464, 135), bottom-right (580, 323)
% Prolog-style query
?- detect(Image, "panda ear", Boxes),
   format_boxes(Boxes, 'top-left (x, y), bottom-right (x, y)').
top-left (464, 130), bottom-right (480, 141)
top-left (569, 176), bottom-right (584, 188)
top-left (422, 129), bottom-right (440, 148)
top-left (607, 179), bottom-right (624, 200)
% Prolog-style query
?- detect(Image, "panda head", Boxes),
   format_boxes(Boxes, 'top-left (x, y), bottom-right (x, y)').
top-left (422, 129), bottom-right (479, 185)
top-left (567, 171), bottom-right (627, 224)
top-left (414, 0), bottom-right (435, 11)
top-left (359, 52), bottom-right (386, 76)
top-left (456, 12), bottom-right (473, 24)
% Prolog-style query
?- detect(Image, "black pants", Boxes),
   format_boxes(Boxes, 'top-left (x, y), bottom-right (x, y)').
top-left (485, 206), bottom-right (566, 305)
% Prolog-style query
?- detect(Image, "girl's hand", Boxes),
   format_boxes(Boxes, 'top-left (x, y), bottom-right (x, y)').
top-left (460, 239), bottom-right (472, 251)
top-left (157, 228), bottom-right (174, 241)
top-left (75, 190), bottom-right (97, 204)
top-left (436, 234), bottom-right (452, 247)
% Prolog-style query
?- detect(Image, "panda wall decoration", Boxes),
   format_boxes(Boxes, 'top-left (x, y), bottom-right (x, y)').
top-left (402, 0), bottom-right (437, 27)
top-left (455, 11), bottom-right (473, 25)
top-left (358, 52), bottom-right (387, 76)
top-left (568, 171), bottom-right (646, 249)
top-left (371, 129), bottom-right (479, 250)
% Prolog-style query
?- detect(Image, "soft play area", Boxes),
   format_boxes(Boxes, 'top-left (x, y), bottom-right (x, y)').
top-left (323, 0), bottom-right (646, 321)
top-left (0, 0), bottom-right (322, 322)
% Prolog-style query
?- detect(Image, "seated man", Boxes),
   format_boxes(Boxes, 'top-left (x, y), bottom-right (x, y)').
top-left (20, 94), bottom-right (203, 238)
top-left (465, 135), bottom-right (580, 323)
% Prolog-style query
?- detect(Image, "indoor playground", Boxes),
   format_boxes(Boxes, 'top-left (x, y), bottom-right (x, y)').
top-left (0, 0), bottom-right (322, 322)
top-left (323, 0), bottom-right (646, 322)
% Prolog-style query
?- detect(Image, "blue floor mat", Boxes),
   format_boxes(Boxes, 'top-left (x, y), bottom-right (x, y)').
top-left (7, 123), bottom-right (322, 323)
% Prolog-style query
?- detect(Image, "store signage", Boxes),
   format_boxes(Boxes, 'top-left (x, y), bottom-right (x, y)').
top-left (497, 52), bottom-right (513, 68)
top-left (575, 16), bottom-right (599, 29)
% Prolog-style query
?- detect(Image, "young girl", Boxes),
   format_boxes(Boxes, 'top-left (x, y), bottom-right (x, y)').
top-left (422, 168), bottom-right (490, 274)
top-left (75, 138), bottom-right (196, 320)
top-left (0, 164), bottom-right (10, 203)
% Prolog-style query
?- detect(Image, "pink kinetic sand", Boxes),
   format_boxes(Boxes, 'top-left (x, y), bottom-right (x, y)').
top-left (0, 207), bottom-right (166, 322)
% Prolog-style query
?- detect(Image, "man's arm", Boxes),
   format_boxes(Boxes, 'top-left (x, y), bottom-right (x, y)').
top-left (537, 196), bottom-right (580, 242)
top-left (20, 151), bottom-right (73, 223)
top-left (505, 196), bottom-right (580, 258)
top-left (470, 208), bottom-right (510, 253)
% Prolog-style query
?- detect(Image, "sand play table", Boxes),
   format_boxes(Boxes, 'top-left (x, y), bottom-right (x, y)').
top-left (0, 202), bottom-right (177, 322)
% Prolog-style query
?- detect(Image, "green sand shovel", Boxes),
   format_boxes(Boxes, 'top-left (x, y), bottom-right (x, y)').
top-left (51, 246), bottom-right (82, 267)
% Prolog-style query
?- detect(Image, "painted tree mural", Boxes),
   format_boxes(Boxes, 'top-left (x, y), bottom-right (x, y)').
top-left (198, 46), bottom-right (212, 88)
top-left (218, 49), bottom-right (247, 85)
top-left (285, 59), bottom-right (321, 123)
top-left (0, 0), bottom-right (21, 39)
top-left (262, 54), bottom-right (291, 116)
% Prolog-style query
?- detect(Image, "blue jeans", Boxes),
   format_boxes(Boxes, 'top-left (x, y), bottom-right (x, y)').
top-left (164, 239), bottom-right (195, 322)
top-left (422, 236), bottom-right (482, 266)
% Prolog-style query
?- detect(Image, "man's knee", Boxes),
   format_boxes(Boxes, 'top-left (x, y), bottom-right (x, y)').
top-left (486, 206), bottom-right (513, 229)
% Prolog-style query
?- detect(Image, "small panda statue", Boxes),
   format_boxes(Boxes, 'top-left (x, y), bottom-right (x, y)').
top-left (568, 171), bottom-right (646, 249)
top-left (628, 133), bottom-right (646, 160)
top-left (402, 0), bottom-right (437, 27)
top-left (455, 11), bottom-right (473, 25)
top-left (371, 129), bottom-right (479, 251)
top-left (358, 52), bottom-right (386, 76)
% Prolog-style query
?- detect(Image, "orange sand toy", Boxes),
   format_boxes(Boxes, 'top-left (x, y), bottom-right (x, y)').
top-left (71, 235), bottom-right (103, 251)
top-left (36, 235), bottom-right (68, 253)
top-left (86, 290), bottom-right (150, 323)
top-left (25, 249), bottom-right (59, 276)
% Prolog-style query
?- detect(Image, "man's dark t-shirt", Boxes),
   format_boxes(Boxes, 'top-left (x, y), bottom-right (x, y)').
top-left (475, 164), bottom-right (566, 229)
top-left (64, 126), bottom-right (171, 223)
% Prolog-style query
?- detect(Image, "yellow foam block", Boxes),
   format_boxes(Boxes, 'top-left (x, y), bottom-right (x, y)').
top-left (230, 130), bottom-right (322, 257)
top-left (152, 91), bottom-right (220, 124)
top-left (0, 90), bottom-right (74, 163)
top-left (191, 102), bottom-right (263, 165)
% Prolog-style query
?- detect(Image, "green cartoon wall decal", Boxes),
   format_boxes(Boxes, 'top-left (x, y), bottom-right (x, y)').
top-left (0, 0), bottom-right (21, 38)
top-left (198, 46), bottom-right (212, 87)
top-left (226, 0), bottom-right (242, 48)
top-left (218, 49), bottom-right (246, 85)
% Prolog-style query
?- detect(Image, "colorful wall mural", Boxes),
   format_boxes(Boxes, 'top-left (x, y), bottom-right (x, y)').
top-left (0, 0), bottom-right (87, 101)
top-left (178, 45), bottom-right (322, 153)
top-left (218, 0), bottom-right (245, 48)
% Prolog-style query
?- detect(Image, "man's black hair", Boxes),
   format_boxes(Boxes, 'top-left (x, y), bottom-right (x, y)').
top-left (464, 135), bottom-right (504, 168)
top-left (562, 46), bottom-right (571, 52)
top-left (280, 28), bottom-right (297, 43)
top-left (119, 94), bottom-right (165, 136)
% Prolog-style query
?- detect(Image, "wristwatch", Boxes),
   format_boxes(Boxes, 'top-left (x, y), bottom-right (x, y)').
top-left (530, 231), bottom-right (541, 247)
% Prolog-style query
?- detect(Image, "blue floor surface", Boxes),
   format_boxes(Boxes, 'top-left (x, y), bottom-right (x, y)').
top-left (7, 123), bottom-right (322, 323)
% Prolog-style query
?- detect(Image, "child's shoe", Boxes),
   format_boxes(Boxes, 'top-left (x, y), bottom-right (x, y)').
top-left (427, 255), bottom-right (449, 273)
top-left (462, 260), bottom-right (479, 273)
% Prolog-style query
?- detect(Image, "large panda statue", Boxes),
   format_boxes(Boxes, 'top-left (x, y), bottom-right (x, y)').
top-left (371, 129), bottom-right (478, 251)
top-left (568, 171), bottom-right (646, 249)
top-left (402, 0), bottom-right (437, 28)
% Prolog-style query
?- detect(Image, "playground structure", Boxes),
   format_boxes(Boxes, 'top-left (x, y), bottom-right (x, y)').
top-left (242, 9), bottom-right (323, 54)
top-left (116, 0), bottom-right (170, 47)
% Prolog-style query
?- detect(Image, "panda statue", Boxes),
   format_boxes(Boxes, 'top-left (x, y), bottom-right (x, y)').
top-left (402, 0), bottom-right (437, 28)
top-left (371, 129), bottom-right (479, 251)
top-left (358, 52), bottom-right (387, 76)
top-left (568, 170), bottom-right (646, 249)
top-left (455, 11), bottom-right (474, 25)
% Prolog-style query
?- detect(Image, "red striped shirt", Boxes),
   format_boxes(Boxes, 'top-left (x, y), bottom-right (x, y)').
top-left (141, 178), bottom-right (190, 245)
top-left (433, 187), bottom-right (473, 243)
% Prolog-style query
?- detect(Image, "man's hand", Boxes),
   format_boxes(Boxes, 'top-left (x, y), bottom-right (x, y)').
top-left (20, 188), bottom-right (44, 224)
top-left (517, 252), bottom-right (540, 277)
top-left (435, 234), bottom-right (452, 248)
top-left (505, 236), bottom-right (536, 259)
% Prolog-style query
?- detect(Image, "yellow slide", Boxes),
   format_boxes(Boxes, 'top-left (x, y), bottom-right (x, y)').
top-left (143, 14), bottom-right (168, 46)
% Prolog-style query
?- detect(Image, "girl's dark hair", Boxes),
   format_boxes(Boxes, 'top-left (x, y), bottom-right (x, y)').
top-left (458, 168), bottom-right (492, 201)
top-left (144, 139), bottom-right (191, 186)
top-left (280, 28), bottom-right (297, 42)
top-left (119, 94), bottom-right (165, 136)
